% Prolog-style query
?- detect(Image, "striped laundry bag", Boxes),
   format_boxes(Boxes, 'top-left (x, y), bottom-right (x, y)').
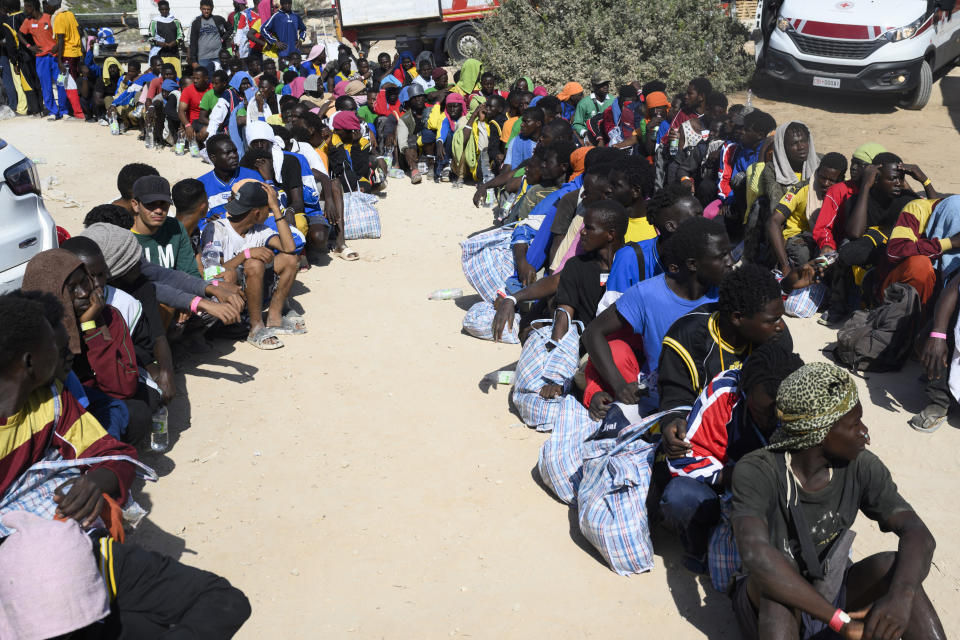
top-left (462, 300), bottom-right (519, 344)
top-left (342, 191), bottom-right (382, 240)
top-left (460, 226), bottom-right (516, 302)
top-left (577, 407), bottom-right (689, 575)
top-left (537, 394), bottom-right (600, 503)
top-left (707, 491), bottom-right (740, 593)
top-left (511, 314), bottom-right (583, 432)
top-left (774, 270), bottom-right (827, 318)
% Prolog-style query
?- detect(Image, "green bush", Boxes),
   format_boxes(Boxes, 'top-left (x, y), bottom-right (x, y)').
top-left (477, 0), bottom-right (753, 95)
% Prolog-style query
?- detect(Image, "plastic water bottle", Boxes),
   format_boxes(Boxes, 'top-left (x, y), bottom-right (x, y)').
top-left (669, 137), bottom-right (678, 156)
top-left (746, 88), bottom-right (754, 110)
top-left (189, 138), bottom-right (200, 158)
top-left (150, 406), bottom-right (169, 452)
top-left (487, 370), bottom-right (514, 385)
top-left (428, 288), bottom-right (463, 300)
top-left (108, 113), bottom-right (120, 135)
top-left (174, 131), bottom-right (186, 156)
top-left (417, 160), bottom-right (427, 174)
top-left (484, 191), bottom-right (496, 208)
top-left (145, 130), bottom-right (154, 149)
top-left (201, 241), bottom-right (224, 280)
top-left (132, 102), bottom-right (144, 119)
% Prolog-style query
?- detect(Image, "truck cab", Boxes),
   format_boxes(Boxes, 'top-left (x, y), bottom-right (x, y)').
top-left (757, 0), bottom-right (960, 109)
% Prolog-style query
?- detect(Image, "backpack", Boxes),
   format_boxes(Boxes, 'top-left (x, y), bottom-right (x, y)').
top-left (829, 282), bottom-right (921, 372)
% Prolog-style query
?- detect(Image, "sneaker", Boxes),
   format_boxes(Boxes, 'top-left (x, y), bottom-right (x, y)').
top-left (98, 118), bottom-right (109, 126)
top-left (817, 308), bottom-right (850, 326)
top-left (908, 404), bottom-right (948, 433)
top-left (45, 114), bottom-right (62, 121)
top-left (410, 169), bottom-right (422, 185)
top-left (440, 167), bottom-right (451, 182)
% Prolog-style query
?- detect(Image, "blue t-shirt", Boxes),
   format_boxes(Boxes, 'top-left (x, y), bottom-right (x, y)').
top-left (505, 134), bottom-right (536, 169)
top-left (614, 274), bottom-right (718, 374)
top-left (607, 238), bottom-right (662, 294)
top-left (197, 167), bottom-right (264, 230)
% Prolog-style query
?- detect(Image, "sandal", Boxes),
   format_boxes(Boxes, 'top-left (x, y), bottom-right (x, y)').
top-left (908, 405), bottom-right (947, 433)
top-left (246, 327), bottom-right (284, 350)
top-left (268, 313), bottom-right (307, 335)
top-left (334, 246), bottom-right (359, 261)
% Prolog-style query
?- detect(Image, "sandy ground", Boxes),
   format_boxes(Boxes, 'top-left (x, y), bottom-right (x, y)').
top-left (3, 76), bottom-right (960, 638)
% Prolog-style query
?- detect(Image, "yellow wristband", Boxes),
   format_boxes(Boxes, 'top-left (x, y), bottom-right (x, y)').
top-left (923, 178), bottom-right (932, 187)
top-left (80, 320), bottom-right (96, 332)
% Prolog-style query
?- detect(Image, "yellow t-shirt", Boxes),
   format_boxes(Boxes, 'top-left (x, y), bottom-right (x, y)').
top-left (53, 10), bottom-right (82, 57)
top-left (777, 183), bottom-right (811, 240)
top-left (625, 215), bottom-right (657, 243)
top-left (744, 161), bottom-right (765, 221)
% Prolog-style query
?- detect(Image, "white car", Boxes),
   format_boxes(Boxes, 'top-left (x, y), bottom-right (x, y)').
top-left (0, 139), bottom-right (58, 294)
top-left (756, 0), bottom-right (960, 109)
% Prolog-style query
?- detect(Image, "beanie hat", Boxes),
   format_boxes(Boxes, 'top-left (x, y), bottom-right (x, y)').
top-left (0, 512), bottom-right (110, 640)
top-left (81, 222), bottom-right (143, 279)
top-left (331, 110), bottom-right (361, 131)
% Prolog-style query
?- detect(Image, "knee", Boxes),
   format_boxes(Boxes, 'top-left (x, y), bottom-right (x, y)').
top-left (274, 253), bottom-right (298, 273)
top-left (243, 258), bottom-right (265, 275)
top-left (660, 477), bottom-right (719, 521)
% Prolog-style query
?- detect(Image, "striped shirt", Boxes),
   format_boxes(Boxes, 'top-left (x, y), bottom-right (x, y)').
top-left (667, 369), bottom-right (769, 485)
top-left (0, 382), bottom-right (138, 502)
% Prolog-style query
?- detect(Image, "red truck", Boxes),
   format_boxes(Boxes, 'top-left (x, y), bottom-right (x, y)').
top-left (333, 0), bottom-right (499, 61)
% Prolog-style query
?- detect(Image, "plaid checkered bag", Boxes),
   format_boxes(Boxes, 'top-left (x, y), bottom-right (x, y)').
top-left (460, 226), bottom-right (515, 302)
top-left (708, 492), bottom-right (740, 593)
top-left (512, 314), bottom-right (584, 431)
top-left (343, 191), bottom-right (382, 240)
top-left (774, 270), bottom-right (827, 319)
top-left (577, 407), bottom-right (688, 575)
top-left (537, 395), bottom-right (600, 504)
top-left (462, 300), bottom-right (519, 344)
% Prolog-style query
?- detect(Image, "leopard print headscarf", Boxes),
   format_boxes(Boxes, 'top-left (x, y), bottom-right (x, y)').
top-left (768, 362), bottom-right (859, 452)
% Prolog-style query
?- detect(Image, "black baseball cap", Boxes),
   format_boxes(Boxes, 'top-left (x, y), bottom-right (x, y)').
top-left (225, 182), bottom-right (269, 217)
top-left (131, 175), bottom-right (172, 204)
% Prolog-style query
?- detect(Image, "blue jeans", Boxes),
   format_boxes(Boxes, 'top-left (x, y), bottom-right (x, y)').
top-left (198, 58), bottom-right (217, 76)
top-left (659, 476), bottom-right (721, 557)
top-left (0, 54), bottom-right (17, 109)
top-left (34, 55), bottom-right (67, 115)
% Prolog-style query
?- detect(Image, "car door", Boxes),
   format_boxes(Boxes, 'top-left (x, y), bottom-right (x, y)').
top-left (930, 0), bottom-right (960, 69)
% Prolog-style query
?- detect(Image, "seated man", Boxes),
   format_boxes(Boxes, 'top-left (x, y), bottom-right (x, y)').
top-left (820, 152), bottom-right (920, 322)
top-left (172, 177), bottom-right (210, 261)
top-left (325, 111), bottom-right (375, 193)
top-left (732, 361), bottom-right (945, 640)
top-left (582, 218), bottom-right (733, 419)
top-left (885, 194), bottom-right (960, 308)
top-left (111, 163), bottom-right (160, 212)
top-left (0, 295), bottom-right (137, 530)
top-left (198, 134), bottom-right (265, 231)
top-left (0, 511), bottom-right (251, 638)
top-left (767, 152), bottom-right (847, 276)
top-left (658, 264), bottom-right (791, 443)
top-left (199, 181), bottom-right (301, 350)
top-left (660, 342), bottom-right (804, 573)
top-left (179, 65), bottom-right (213, 146)
top-left (716, 109), bottom-right (777, 216)
top-left (471, 106), bottom-right (544, 208)
top-left (601, 183), bottom-right (703, 312)
top-left (130, 176), bottom-right (202, 278)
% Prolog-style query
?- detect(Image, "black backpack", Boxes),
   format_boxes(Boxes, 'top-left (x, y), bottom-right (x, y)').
top-left (829, 282), bottom-right (921, 372)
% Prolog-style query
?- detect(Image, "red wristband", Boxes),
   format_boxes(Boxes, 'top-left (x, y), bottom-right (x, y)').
top-left (190, 296), bottom-right (202, 314)
top-left (828, 609), bottom-right (849, 633)
top-left (244, 248), bottom-right (251, 260)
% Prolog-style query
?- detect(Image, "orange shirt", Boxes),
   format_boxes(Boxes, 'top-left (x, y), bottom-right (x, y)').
top-left (19, 13), bottom-right (56, 56)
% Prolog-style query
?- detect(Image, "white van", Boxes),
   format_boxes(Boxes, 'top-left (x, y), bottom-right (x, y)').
top-left (755, 0), bottom-right (960, 109)
top-left (136, 0), bottom-right (237, 43)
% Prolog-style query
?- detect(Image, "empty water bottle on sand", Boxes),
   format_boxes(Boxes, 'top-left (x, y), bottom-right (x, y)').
top-left (145, 130), bottom-right (154, 149)
top-left (417, 160), bottom-right (427, 174)
top-left (108, 113), bottom-right (120, 135)
top-left (174, 131), bottom-right (186, 155)
top-left (490, 370), bottom-right (515, 385)
top-left (150, 406), bottom-right (169, 452)
top-left (428, 288), bottom-right (463, 300)
top-left (201, 241), bottom-right (224, 280)
top-left (189, 138), bottom-right (200, 158)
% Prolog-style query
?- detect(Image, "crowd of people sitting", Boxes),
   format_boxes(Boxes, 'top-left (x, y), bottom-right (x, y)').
top-left (0, 0), bottom-right (956, 634)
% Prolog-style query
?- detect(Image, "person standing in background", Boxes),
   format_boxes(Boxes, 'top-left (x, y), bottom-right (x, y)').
top-left (188, 0), bottom-right (229, 76)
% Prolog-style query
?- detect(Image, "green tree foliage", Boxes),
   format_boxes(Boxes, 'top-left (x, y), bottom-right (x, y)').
top-left (477, 0), bottom-right (753, 95)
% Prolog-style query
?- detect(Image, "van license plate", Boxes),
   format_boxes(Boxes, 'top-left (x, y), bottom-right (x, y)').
top-left (813, 76), bottom-right (841, 89)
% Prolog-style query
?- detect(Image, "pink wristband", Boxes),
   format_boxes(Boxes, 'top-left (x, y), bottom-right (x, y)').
top-left (930, 331), bottom-right (948, 340)
top-left (244, 248), bottom-right (252, 260)
top-left (211, 279), bottom-right (219, 286)
top-left (828, 609), bottom-right (848, 633)
top-left (190, 296), bottom-right (202, 314)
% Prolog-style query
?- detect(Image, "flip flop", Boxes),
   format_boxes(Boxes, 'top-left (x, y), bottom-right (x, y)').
top-left (268, 314), bottom-right (307, 335)
top-left (334, 246), bottom-right (360, 261)
top-left (246, 327), bottom-right (284, 350)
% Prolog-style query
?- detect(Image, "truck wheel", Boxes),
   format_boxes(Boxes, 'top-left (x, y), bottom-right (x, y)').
top-left (899, 60), bottom-right (932, 110)
top-left (445, 22), bottom-right (481, 62)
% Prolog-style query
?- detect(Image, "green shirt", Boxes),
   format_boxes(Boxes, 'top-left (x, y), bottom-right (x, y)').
top-left (572, 94), bottom-right (615, 136)
top-left (134, 218), bottom-right (202, 278)
top-left (357, 105), bottom-right (377, 125)
top-left (199, 90), bottom-right (219, 112)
